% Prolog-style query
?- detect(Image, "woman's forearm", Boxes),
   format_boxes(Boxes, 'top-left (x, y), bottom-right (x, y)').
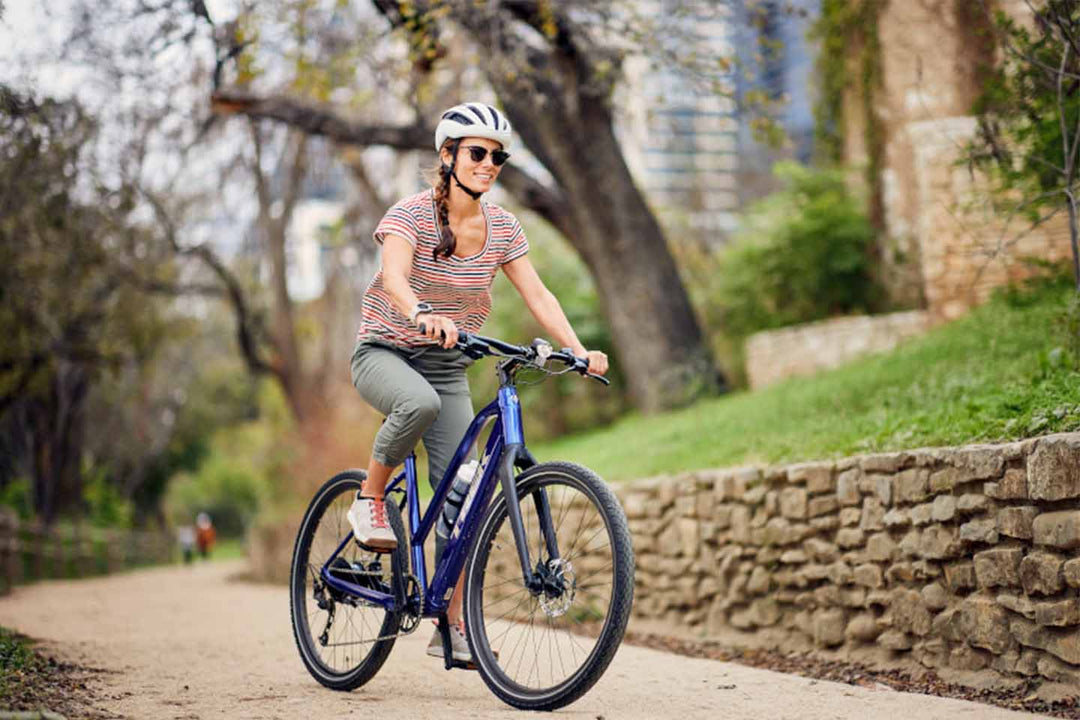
top-left (529, 288), bottom-right (587, 356)
top-left (383, 271), bottom-right (422, 318)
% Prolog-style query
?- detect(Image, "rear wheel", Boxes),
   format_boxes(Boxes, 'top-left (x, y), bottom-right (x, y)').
top-left (289, 471), bottom-right (407, 690)
top-left (463, 462), bottom-right (634, 710)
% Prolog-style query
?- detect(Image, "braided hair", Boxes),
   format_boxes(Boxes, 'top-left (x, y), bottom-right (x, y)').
top-left (431, 138), bottom-right (461, 261)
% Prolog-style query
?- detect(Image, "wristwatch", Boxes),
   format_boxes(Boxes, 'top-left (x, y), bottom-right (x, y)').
top-left (409, 302), bottom-right (434, 325)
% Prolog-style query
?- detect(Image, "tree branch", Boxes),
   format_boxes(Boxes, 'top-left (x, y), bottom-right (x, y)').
top-left (213, 90), bottom-right (431, 149)
top-left (141, 189), bottom-right (280, 381)
top-left (211, 88), bottom-right (575, 237)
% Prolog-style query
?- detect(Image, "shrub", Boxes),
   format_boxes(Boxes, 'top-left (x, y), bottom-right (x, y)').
top-left (163, 381), bottom-right (288, 537)
top-left (716, 161), bottom-right (883, 340)
top-left (672, 162), bottom-right (884, 386)
top-left (83, 463), bottom-right (134, 529)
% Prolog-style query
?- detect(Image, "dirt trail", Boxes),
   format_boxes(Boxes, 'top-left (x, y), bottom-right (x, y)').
top-left (0, 561), bottom-right (1048, 720)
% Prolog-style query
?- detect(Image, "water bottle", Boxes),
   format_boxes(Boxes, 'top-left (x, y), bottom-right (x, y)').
top-left (436, 459), bottom-right (480, 542)
top-left (457, 458), bottom-right (485, 533)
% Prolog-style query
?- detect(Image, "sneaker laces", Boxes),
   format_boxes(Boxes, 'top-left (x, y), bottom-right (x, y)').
top-left (369, 498), bottom-right (389, 530)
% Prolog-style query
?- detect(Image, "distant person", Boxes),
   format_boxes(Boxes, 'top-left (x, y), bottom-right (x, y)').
top-left (195, 512), bottom-right (216, 559)
top-left (178, 524), bottom-right (196, 564)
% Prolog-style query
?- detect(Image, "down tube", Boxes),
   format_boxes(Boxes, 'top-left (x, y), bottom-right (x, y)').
top-left (411, 399), bottom-right (501, 608)
top-left (424, 426), bottom-right (504, 615)
top-left (411, 399), bottom-right (501, 552)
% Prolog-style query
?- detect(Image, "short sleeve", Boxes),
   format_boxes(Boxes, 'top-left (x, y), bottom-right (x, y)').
top-left (501, 216), bottom-right (529, 265)
top-left (373, 202), bottom-right (421, 247)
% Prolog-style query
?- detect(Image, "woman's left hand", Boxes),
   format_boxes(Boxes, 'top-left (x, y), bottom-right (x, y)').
top-left (583, 350), bottom-right (608, 375)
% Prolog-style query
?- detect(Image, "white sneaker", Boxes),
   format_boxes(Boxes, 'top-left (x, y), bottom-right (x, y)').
top-left (346, 495), bottom-right (397, 551)
top-left (426, 621), bottom-right (472, 663)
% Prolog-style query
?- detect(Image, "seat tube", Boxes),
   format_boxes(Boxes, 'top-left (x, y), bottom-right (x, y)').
top-left (404, 455), bottom-right (427, 593)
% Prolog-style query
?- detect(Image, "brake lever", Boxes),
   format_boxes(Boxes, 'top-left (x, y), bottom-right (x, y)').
top-left (557, 347), bottom-right (610, 385)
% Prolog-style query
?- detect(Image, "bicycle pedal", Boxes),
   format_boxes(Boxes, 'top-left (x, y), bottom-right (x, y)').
top-left (448, 659), bottom-right (478, 671)
top-left (354, 539), bottom-right (396, 554)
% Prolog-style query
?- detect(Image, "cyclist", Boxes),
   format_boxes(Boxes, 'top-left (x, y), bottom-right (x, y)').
top-left (346, 101), bottom-right (607, 663)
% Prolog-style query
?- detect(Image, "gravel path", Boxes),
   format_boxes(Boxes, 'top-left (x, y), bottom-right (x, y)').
top-left (0, 561), bottom-right (1050, 720)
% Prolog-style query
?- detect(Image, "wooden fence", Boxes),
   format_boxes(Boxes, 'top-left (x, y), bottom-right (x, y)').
top-left (0, 509), bottom-right (174, 595)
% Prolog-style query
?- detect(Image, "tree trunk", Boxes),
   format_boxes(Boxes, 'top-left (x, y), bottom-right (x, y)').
top-left (252, 126), bottom-right (320, 423)
top-left (28, 363), bottom-right (89, 524)
top-left (490, 90), bottom-right (718, 411)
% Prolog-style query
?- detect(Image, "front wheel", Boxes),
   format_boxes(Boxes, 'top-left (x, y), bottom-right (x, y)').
top-left (463, 461), bottom-right (634, 711)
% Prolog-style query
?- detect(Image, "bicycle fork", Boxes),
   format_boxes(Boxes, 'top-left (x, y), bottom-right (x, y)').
top-left (499, 444), bottom-right (561, 596)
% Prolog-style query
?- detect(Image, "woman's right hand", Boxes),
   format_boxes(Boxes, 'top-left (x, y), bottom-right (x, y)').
top-left (417, 313), bottom-right (459, 349)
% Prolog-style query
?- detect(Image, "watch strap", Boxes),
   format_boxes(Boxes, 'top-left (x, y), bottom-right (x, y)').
top-left (409, 302), bottom-right (434, 324)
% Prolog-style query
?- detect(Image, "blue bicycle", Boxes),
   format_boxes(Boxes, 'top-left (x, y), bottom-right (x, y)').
top-left (289, 332), bottom-right (635, 710)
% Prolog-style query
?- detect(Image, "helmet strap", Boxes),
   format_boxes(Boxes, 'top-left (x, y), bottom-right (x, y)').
top-left (451, 170), bottom-right (483, 201)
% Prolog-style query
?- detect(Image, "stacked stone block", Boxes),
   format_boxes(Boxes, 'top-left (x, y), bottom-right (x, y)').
top-left (618, 432), bottom-right (1080, 685)
top-left (744, 311), bottom-right (930, 390)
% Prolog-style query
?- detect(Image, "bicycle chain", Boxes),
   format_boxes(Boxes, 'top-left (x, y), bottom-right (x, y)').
top-left (318, 570), bottom-right (424, 645)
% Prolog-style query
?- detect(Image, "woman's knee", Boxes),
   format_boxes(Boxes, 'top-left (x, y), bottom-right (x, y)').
top-left (398, 388), bottom-right (441, 429)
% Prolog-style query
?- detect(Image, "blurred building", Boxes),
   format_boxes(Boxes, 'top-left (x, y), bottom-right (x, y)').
top-left (287, 198), bottom-right (345, 303)
top-left (618, 0), bottom-right (820, 246)
top-left (730, 0), bottom-right (819, 205)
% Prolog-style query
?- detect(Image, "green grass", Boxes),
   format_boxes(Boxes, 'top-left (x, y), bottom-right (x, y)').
top-left (530, 278), bottom-right (1080, 482)
top-left (0, 626), bottom-right (51, 706)
top-left (0, 626), bottom-right (93, 714)
top-left (0, 627), bottom-right (35, 690)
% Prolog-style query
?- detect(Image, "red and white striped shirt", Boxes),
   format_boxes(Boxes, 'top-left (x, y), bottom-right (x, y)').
top-left (358, 189), bottom-right (529, 347)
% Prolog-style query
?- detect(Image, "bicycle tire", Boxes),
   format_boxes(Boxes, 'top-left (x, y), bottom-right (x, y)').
top-left (289, 470), bottom-right (407, 691)
top-left (463, 461), bottom-right (634, 710)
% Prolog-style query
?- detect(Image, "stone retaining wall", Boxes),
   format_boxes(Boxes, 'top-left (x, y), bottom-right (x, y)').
top-left (849, 0), bottom-right (1074, 318)
top-left (744, 311), bottom-right (930, 390)
top-left (617, 433), bottom-right (1080, 687)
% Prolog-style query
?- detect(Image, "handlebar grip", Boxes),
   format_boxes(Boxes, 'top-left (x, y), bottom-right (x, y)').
top-left (417, 322), bottom-right (446, 339)
top-left (418, 322), bottom-right (473, 350)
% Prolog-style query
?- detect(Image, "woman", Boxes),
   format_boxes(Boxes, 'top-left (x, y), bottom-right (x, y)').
top-left (346, 102), bottom-right (607, 664)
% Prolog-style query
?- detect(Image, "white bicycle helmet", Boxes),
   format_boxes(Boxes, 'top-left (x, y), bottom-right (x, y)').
top-left (434, 102), bottom-right (512, 151)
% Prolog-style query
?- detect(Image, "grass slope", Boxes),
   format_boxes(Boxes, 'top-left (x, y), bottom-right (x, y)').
top-left (532, 279), bottom-right (1080, 482)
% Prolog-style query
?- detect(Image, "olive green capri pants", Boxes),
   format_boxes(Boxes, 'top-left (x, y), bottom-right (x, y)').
top-left (350, 340), bottom-right (476, 494)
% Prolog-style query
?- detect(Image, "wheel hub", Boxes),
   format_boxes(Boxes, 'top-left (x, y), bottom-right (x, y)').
top-left (536, 558), bottom-right (576, 618)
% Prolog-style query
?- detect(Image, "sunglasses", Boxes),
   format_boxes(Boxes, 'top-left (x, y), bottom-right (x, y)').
top-left (462, 145), bottom-right (510, 166)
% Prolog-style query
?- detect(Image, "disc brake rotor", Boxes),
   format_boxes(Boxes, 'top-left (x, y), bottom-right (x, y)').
top-left (538, 558), bottom-right (576, 618)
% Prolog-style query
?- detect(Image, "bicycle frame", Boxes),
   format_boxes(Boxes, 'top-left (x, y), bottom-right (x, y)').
top-left (318, 381), bottom-right (561, 616)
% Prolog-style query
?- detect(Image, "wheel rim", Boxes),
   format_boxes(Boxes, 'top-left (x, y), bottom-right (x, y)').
top-left (294, 480), bottom-right (396, 678)
top-left (471, 474), bottom-right (617, 695)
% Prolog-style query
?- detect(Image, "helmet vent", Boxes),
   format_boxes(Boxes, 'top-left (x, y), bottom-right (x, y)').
top-left (442, 111), bottom-right (474, 126)
top-left (465, 104), bottom-right (487, 123)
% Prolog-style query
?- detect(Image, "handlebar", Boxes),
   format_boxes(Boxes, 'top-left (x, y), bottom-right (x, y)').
top-left (417, 324), bottom-right (610, 385)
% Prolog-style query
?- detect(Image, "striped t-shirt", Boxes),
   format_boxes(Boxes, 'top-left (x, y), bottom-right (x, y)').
top-left (358, 189), bottom-right (529, 347)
